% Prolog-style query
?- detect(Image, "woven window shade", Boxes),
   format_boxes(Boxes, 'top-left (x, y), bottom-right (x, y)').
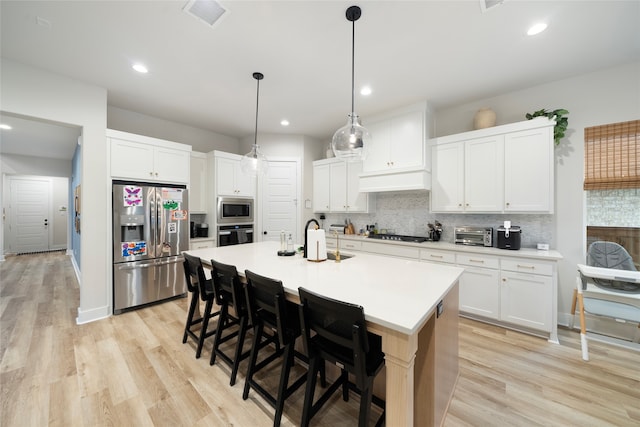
top-left (584, 119), bottom-right (640, 190)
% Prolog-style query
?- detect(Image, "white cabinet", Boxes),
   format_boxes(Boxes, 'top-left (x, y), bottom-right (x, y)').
top-left (364, 110), bottom-right (425, 172)
top-left (359, 104), bottom-right (431, 192)
top-left (500, 259), bottom-right (553, 332)
top-left (456, 253), bottom-right (501, 319)
top-left (190, 238), bottom-right (215, 249)
top-left (431, 118), bottom-right (554, 213)
top-left (109, 130), bottom-right (190, 183)
top-left (214, 152), bottom-right (255, 197)
top-left (432, 135), bottom-right (503, 212)
top-left (504, 127), bottom-right (554, 212)
top-left (312, 158), bottom-right (371, 213)
top-left (313, 162), bottom-right (331, 212)
top-left (420, 248), bottom-right (456, 265)
top-left (190, 152), bottom-right (207, 213)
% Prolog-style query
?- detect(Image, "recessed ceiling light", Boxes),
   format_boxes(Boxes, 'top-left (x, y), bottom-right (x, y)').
top-left (360, 86), bottom-right (372, 96)
top-left (527, 22), bottom-right (548, 36)
top-left (132, 63), bottom-right (148, 73)
top-left (280, 119), bottom-right (290, 127)
top-left (0, 124), bottom-right (12, 130)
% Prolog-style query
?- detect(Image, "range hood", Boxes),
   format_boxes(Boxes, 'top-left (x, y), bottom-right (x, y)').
top-left (358, 168), bottom-right (431, 192)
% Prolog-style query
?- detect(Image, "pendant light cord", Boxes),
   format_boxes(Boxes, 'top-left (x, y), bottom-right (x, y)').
top-left (350, 17), bottom-right (355, 115)
top-left (254, 77), bottom-right (260, 148)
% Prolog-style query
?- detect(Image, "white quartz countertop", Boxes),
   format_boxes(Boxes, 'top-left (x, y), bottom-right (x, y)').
top-left (186, 241), bottom-right (464, 335)
top-left (333, 234), bottom-right (563, 261)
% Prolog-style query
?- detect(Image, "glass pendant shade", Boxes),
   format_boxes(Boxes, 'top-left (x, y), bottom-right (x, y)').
top-left (332, 114), bottom-right (370, 162)
top-left (240, 144), bottom-right (268, 177)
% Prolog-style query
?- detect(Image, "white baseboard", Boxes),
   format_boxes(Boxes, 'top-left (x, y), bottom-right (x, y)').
top-left (76, 305), bottom-right (111, 324)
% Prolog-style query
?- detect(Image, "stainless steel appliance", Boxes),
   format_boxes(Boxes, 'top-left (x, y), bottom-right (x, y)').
top-left (112, 181), bottom-right (188, 314)
top-left (217, 197), bottom-right (253, 224)
top-left (454, 226), bottom-right (493, 247)
top-left (497, 225), bottom-right (521, 250)
top-left (217, 224), bottom-right (254, 246)
top-left (368, 233), bottom-right (429, 243)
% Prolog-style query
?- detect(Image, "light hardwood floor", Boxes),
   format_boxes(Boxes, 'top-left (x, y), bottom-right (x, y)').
top-left (1, 252), bottom-right (638, 426)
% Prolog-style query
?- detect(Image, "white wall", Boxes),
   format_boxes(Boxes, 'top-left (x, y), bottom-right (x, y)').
top-left (435, 61), bottom-right (640, 325)
top-left (108, 106), bottom-right (239, 154)
top-left (1, 59), bottom-right (109, 324)
top-left (1, 154), bottom-right (71, 177)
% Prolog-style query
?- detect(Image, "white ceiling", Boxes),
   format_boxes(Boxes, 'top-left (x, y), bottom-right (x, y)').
top-left (1, 0), bottom-right (639, 160)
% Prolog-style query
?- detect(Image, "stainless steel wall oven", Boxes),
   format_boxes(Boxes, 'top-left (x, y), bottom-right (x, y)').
top-left (217, 224), bottom-right (254, 247)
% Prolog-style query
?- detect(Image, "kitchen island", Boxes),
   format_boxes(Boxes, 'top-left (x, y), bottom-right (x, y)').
top-left (186, 241), bottom-right (464, 426)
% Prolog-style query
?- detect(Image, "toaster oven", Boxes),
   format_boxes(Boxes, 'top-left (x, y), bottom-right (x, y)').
top-left (454, 226), bottom-right (493, 247)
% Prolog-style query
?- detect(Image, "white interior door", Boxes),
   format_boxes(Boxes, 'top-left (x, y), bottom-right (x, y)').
top-left (260, 160), bottom-right (300, 244)
top-left (9, 177), bottom-right (51, 253)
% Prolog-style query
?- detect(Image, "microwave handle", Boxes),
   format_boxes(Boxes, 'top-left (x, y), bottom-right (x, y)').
top-left (218, 231), bottom-right (232, 236)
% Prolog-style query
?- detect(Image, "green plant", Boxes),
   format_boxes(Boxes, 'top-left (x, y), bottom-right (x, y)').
top-left (525, 108), bottom-right (569, 145)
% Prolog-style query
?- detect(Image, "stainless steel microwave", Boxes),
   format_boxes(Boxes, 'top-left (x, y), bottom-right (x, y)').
top-left (454, 226), bottom-right (493, 247)
top-left (217, 197), bottom-right (254, 224)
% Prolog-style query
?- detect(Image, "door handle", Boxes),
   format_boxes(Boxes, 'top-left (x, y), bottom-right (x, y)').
top-left (263, 231), bottom-right (267, 235)
top-left (44, 219), bottom-right (48, 226)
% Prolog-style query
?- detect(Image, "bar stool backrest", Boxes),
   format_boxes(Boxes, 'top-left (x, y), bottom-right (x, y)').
top-left (244, 270), bottom-right (292, 346)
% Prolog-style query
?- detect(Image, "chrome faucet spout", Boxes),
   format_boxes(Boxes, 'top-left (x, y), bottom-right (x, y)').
top-left (303, 218), bottom-right (320, 258)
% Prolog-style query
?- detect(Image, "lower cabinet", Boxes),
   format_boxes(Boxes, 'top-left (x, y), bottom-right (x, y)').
top-left (456, 253), bottom-right (500, 319)
top-left (190, 238), bottom-right (215, 249)
top-left (499, 259), bottom-right (553, 332)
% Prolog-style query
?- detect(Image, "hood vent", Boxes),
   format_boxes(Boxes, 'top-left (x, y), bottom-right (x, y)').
top-left (183, 0), bottom-right (227, 27)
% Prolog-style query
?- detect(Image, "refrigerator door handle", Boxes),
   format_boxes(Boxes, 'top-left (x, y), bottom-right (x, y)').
top-left (116, 258), bottom-right (183, 270)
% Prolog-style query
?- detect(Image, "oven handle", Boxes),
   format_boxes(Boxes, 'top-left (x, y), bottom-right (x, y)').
top-left (218, 231), bottom-right (232, 236)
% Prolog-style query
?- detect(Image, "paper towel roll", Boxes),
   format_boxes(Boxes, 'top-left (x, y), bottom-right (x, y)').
top-left (307, 229), bottom-right (327, 262)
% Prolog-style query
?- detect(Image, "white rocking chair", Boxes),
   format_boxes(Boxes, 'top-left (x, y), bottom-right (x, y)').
top-left (571, 241), bottom-right (640, 361)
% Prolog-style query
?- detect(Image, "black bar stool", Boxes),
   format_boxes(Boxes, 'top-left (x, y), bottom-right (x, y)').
top-left (298, 287), bottom-right (385, 427)
top-left (242, 269), bottom-right (308, 427)
top-left (209, 259), bottom-right (251, 386)
top-left (182, 253), bottom-right (220, 359)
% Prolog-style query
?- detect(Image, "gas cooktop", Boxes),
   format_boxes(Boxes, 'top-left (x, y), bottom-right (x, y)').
top-left (368, 234), bottom-right (429, 243)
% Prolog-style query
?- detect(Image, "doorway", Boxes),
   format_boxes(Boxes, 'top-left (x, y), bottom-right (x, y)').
top-left (6, 175), bottom-right (69, 254)
top-left (259, 159), bottom-right (301, 244)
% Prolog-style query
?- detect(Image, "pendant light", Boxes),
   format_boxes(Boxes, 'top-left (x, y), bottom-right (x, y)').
top-left (331, 5), bottom-right (370, 162)
top-left (240, 72), bottom-right (269, 177)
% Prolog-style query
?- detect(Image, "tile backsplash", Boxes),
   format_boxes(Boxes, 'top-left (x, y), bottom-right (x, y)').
top-left (322, 190), bottom-right (556, 249)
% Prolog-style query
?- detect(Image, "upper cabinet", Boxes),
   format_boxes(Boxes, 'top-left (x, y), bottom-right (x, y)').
top-left (359, 103), bottom-right (432, 192)
top-left (108, 129), bottom-right (191, 184)
top-left (190, 152), bottom-right (207, 213)
top-left (431, 118), bottom-right (554, 214)
top-left (214, 151), bottom-right (256, 198)
top-left (313, 158), bottom-right (372, 213)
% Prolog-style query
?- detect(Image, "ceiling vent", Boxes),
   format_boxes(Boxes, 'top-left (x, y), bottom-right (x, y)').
top-left (183, 0), bottom-right (227, 28)
top-left (480, 0), bottom-right (507, 13)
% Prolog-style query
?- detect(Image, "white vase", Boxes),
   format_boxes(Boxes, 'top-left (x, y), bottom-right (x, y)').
top-left (474, 108), bottom-right (497, 129)
top-left (326, 145), bottom-right (335, 158)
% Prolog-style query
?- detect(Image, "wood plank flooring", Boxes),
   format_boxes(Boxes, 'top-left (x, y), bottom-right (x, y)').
top-left (1, 252), bottom-right (638, 426)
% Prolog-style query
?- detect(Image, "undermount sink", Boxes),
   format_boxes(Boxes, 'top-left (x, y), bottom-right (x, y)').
top-left (326, 252), bottom-right (355, 261)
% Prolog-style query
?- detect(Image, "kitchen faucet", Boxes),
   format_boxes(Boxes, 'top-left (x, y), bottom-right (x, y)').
top-left (303, 218), bottom-right (320, 258)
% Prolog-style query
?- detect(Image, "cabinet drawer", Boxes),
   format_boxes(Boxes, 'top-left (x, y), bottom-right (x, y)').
top-left (420, 249), bottom-right (456, 264)
top-left (340, 240), bottom-right (362, 251)
top-left (501, 259), bottom-right (553, 276)
top-left (361, 242), bottom-right (419, 259)
top-left (456, 253), bottom-right (499, 269)
top-left (190, 239), bottom-right (215, 249)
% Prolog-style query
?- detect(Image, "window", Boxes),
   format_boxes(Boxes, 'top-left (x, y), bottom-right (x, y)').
top-left (584, 119), bottom-right (639, 190)
top-left (584, 119), bottom-right (639, 268)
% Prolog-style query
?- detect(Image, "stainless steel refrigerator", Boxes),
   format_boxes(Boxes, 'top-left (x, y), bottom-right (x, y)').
top-left (112, 181), bottom-right (188, 314)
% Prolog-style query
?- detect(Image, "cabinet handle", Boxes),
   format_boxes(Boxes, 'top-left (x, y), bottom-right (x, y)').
top-left (155, 172), bottom-right (159, 177)
top-left (517, 264), bottom-right (535, 270)
top-left (469, 259), bottom-right (485, 263)
top-left (466, 203), bottom-right (469, 207)
top-left (149, 171), bottom-right (154, 176)
top-left (506, 202), bottom-right (510, 206)
top-left (458, 203), bottom-right (462, 207)
top-left (430, 254), bottom-right (443, 259)
top-left (502, 278), bottom-right (507, 282)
